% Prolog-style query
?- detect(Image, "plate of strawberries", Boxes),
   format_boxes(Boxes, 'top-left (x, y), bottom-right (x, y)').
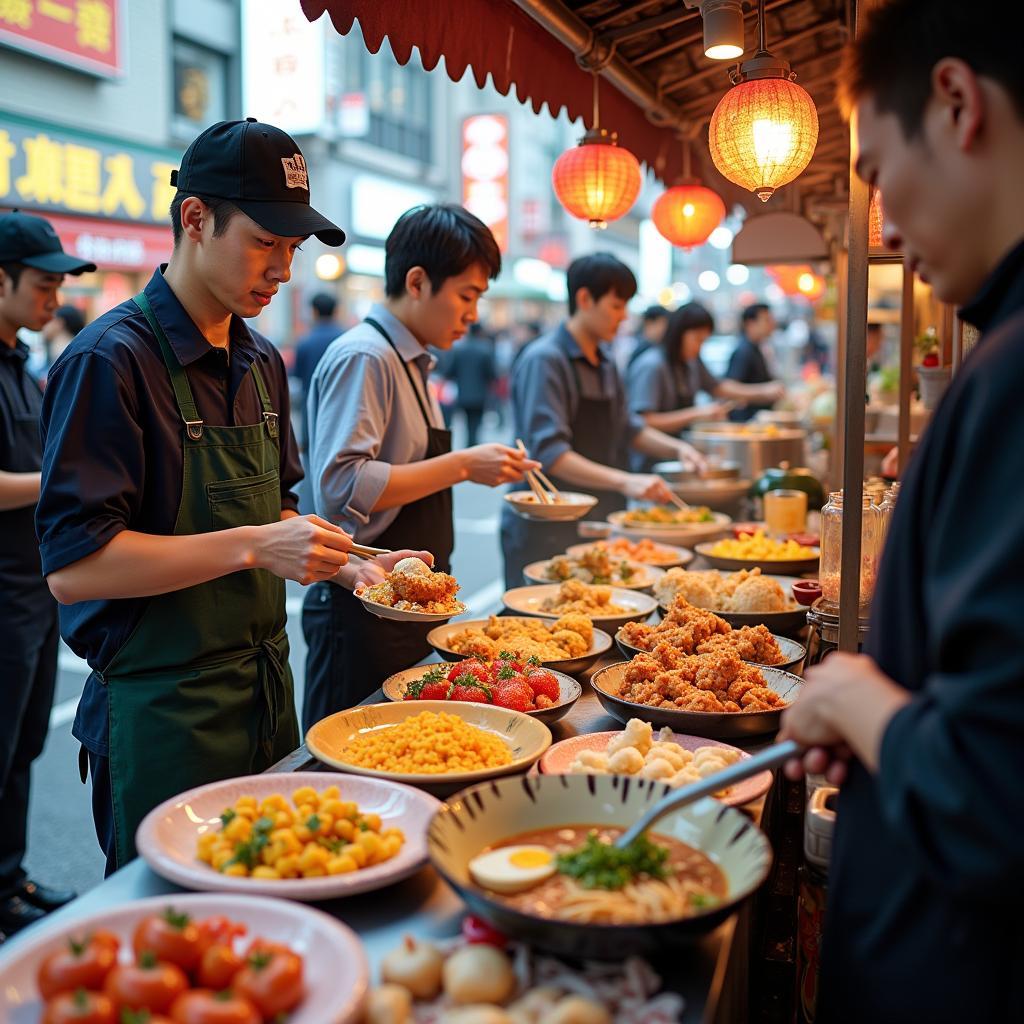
top-left (381, 654), bottom-right (583, 724)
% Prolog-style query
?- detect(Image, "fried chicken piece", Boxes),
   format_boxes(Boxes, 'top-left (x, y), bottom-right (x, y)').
top-left (696, 625), bottom-right (784, 665)
top-left (390, 568), bottom-right (460, 606)
top-left (730, 573), bottom-right (787, 614)
top-left (740, 686), bottom-right (786, 710)
top-left (551, 630), bottom-right (587, 657)
top-left (676, 690), bottom-right (722, 713)
top-left (448, 633), bottom-right (498, 659)
top-left (619, 621), bottom-right (657, 651)
top-left (553, 613), bottom-right (593, 647)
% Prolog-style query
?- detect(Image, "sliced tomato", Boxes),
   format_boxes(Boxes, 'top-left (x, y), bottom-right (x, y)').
top-left (41, 989), bottom-right (117, 1024)
top-left (38, 932), bottom-right (121, 999)
top-left (168, 990), bottom-right (261, 1024)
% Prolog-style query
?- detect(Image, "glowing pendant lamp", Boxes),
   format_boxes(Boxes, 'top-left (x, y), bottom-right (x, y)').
top-left (651, 140), bottom-right (726, 249)
top-left (552, 75), bottom-right (642, 229)
top-left (708, 0), bottom-right (818, 202)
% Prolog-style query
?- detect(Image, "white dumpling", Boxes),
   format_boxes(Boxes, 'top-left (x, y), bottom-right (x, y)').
top-left (443, 1008), bottom-right (514, 1024)
top-left (607, 718), bottom-right (652, 758)
top-left (646, 742), bottom-right (688, 771)
top-left (365, 984), bottom-right (413, 1024)
top-left (640, 756), bottom-right (677, 781)
top-left (540, 995), bottom-right (613, 1024)
top-left (696, 756), bottom-right (728, 778)
top-left (569, 750), bottom-right (609, 774)
top-left (607, 746), bottom-right (645, 775)
top-left (670, 767), bottom-right (701, 787)
top-left (443, 945), bottom-right (516, 1005)
top-left (507, 987), bottom-right (562, 1024)
top-left (694, 746), bottom-right (735, 766)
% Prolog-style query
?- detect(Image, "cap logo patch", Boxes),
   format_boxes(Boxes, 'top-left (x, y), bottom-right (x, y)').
top-left (281, 153), bottom-right (309, 190)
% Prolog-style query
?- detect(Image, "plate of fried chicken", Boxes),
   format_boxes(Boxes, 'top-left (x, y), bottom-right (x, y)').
top-left (355, 557), bottom-right (468, 622)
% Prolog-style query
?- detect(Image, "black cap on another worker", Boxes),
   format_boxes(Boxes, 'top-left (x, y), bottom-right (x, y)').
top-left (0, 211), bottom-right (96, 274)
top-left (171, 119), bottom-right (346, 246)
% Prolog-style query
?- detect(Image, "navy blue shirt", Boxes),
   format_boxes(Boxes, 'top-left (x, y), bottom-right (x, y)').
top-left (37, 268), bottom-right (302, 757)
top-left (725, 334), bottom-right (773, 422)
top-left (292, 320), bottom-right (341, 401)
top-left (0, 339), bottom-right (45, 591)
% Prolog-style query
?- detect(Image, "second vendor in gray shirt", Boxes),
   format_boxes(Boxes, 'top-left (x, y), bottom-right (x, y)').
top-left (301, 205), bottom-right (535, 728)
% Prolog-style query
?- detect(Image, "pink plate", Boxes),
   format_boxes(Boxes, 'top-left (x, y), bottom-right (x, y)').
top-left (0, 893), bottom-right (367, 1024)
top-left (538, 731), bottom-right (773, 807)
top-left (137, 771), bottom-right (440, 901)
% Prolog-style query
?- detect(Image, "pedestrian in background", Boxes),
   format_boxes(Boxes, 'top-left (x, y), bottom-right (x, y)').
top-left (0, 211), bottom-right (94, 934)
top-left (292, 292), bottom-right (341, 448)
top-left (437, 321), bottom-right (497, 446)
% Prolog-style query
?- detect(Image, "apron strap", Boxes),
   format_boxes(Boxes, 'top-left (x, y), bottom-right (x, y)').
top-left (134, 291), bottom-right (205, 441)
top-left (364, 316), bottom-right (437, 434)
top-left (249, 361), bottom-right (279, 439)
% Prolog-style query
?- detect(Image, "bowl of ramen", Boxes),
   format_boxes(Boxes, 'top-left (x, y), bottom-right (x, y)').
top-left (504, 490), bottom-right (599, 522)
top-left (607, 508), bottom-right (732, 547)
top-left (428, 773), bottom-right (772, 959)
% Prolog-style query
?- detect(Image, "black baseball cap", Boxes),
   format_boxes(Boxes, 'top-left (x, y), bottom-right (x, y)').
top-left (0, 211), bottom-right (96, 274)
top-left (171, 119), bottom-right (345, 246)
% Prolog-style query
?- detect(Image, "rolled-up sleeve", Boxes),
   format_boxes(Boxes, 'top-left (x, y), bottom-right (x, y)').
top-left (514, 349), bottom-right (574, 472)
top-left (627, 354), bottom-right (671, 414)
top-left (308, 347), bottom-right (393, 527)
top-left (37, 351), bottom-right (141, 575)
top-left (874, 377), bottom-right (1024, 900)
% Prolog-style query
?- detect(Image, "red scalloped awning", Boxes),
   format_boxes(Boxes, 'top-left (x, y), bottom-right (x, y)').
top-left (300, 0), bottom-right (685, 181)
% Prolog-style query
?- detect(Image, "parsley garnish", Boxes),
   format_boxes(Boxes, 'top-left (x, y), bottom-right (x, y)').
top-left (556, 832), bottom-right (669, 890)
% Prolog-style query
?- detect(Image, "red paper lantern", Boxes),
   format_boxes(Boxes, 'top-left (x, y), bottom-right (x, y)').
top-left (652, 184), bottom-right (726, 249)
top-left (552, 129), bottom-right (642, 229)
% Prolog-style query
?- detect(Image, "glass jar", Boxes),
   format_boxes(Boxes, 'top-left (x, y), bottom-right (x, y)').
top-left (764, 488), bottom-right (808, 536)
top-left (877, 482), bottom-right (901, 554)
top-left (819, 491), bottom-right (880, 611)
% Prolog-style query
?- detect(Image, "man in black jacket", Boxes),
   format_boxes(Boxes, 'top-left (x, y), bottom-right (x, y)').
top-left (780, 2), bottom-right (1024, 1020)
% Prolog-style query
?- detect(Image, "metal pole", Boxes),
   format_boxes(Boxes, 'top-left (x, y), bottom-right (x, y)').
top-left (834, 247), bottom-right (848, 489)
top-left (897, 257), bottom-right (914, 473)
top-left (839, 2), bottom-right (869, 652)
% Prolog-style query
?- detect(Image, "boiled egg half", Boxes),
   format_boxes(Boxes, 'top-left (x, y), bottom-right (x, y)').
top-left (469, 845), bottom-right (557, 894)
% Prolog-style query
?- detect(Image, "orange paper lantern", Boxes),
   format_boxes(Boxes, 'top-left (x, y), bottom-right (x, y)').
top-left (552, 129), bottom-right (642, 229)
top-left (709, 75), bottom-right (819, 202)
top-left (651, 184), bottom-right (726, 249)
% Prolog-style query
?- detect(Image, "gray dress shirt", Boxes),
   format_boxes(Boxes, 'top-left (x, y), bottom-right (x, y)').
top-left (307, 305), bottom-right (444, 542)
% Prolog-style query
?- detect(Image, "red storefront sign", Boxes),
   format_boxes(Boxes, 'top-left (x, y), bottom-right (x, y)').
top-left (462, 115), bottom-right (509, 254)
top-left (45, 213), bottom-right (171, 271)
top-left (0, 0), bottom-right (122, 78)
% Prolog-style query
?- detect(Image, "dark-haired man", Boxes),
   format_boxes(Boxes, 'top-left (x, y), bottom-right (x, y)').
top-left (302, 204), bottom-right (537, 722)
top-left (725, 302), bottom-right (781, 421)
top-left (37, 120), bottom-right (421, 873)
top-left (501, 253), bottom-right (705, 589)
top-left (0, 211), bottom-right (94, 932)
top-left (779, 1), bottom-right (1024, 1019)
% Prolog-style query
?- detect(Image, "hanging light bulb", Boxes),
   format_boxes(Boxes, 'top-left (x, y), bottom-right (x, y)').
top-left (708, 0), bottom-right (818, 201)
top-left (702, 0), bottom-right (745, 60)
top-left (651, 139), bottom-right (727, 249)
top-left (552, 75), bottom-right (642, 229)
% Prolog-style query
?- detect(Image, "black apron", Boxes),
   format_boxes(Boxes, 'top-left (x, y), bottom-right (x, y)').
top-left (501, 357), bottom-right (626, 589)
top-left (302, 318), bottom-right (454, 728)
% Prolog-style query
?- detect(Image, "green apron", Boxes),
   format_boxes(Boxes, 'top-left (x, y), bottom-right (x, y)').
top-left (101, 293), bottom-right (299, 868)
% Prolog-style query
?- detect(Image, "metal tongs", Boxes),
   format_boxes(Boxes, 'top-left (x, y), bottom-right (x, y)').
top-left (615, 740), bottom-right (802, 848)
top-left (516, 438), bottom-right (562, 505)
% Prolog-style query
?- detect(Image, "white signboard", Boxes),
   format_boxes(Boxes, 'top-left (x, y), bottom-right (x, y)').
top-left (242, 0), bottom-right (325, 135)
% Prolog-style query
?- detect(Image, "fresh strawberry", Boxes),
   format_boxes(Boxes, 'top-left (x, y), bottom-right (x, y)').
top-left (492, 678), bottom-right (535, 713)
top-left (494, 650), bottom-right (524, 675)
top-left (524, 667), bottom-right (559, 704)
top-left (449, 673), bottom-right (493, 704)
top-left (406, 667), bottom-right (451, 701)
top-left (447, 659), bottom-right (490, 685)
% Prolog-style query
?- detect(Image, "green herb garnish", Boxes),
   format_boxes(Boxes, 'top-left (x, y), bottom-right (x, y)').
top-left (219, 808), bottom-right (236, 828)
top-left (556, 832), bottom-right (669, 890)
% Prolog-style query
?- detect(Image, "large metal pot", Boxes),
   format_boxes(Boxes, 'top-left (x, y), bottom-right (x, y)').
top-left (687, 422), bottom-right (807, 480)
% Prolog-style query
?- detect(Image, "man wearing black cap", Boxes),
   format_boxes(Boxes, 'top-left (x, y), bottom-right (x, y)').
top-left (37, 120), bottom-right (429, 873)
top-left (0, 210), bottom-right (94, 933)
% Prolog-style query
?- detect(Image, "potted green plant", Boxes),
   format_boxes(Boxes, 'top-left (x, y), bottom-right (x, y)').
top-left (914, 326), bottom-right (951, 410)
